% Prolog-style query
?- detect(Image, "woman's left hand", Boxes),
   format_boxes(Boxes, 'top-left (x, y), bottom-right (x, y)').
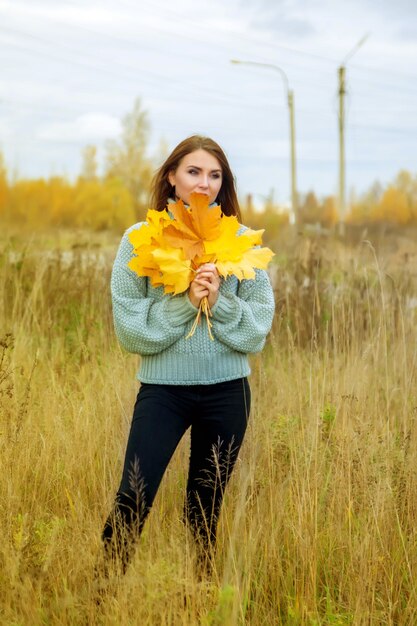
top-left (194, 263), bottom-right (220, 308)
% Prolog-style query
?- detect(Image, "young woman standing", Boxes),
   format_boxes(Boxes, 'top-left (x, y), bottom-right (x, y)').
top-left (102, 135), bottom-right (275, 575)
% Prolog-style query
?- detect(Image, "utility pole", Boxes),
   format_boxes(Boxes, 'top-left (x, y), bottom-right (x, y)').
top-left (288, 89), bottom-right (297, 224)
top-left (231, 59), bottom-right (298, 224)
top-left (338, 66), bottom-right (346, 222)
top-left (338, 34), bottom-right (369, 226)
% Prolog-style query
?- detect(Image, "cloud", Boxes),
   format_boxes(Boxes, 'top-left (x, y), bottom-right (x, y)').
top-left (37, 113), bottom-right (121, 142)
top-left (0, 0), bottom-right (122, 27)
top-left (255, 13), bottom-right (315, 37)
top-left (359, 0), bottom-right (416, 14)
top-left (239, 0), bottom-right (316, 37)
top-left (0, 119), bottom-right (14, 141)
top-left (356, 0), bottom-right (417, 42)
top-left (397, 23), bottom-right (417, 40)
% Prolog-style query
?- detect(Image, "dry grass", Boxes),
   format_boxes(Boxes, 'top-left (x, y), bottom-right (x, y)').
top-left (0, 226), bottom-right (416, 625)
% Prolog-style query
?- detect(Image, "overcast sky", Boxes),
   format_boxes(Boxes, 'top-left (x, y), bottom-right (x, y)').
top-left (1, 0), bottom-right (417, 206)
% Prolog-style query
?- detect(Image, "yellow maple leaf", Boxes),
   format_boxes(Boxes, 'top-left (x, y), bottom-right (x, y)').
top-left (128, 223), bottom-right (154, 249)
top-left (147, 208), bottom-right (171, 229)
top-left (151, 247), bottom-right (193, 295)
top-left (204, 216), bottom-right (240, 260)
top-left (240, 227), bottom-right (265, 247)
top-left (129, 210), bottom-right (171, 251)
top-left (244, 246), bottom-right (275, 269)
top-left (128, 245), bottom-right (163, 287)
top-left (193, 251), bottom-right (217, 267)
top-left (188, 193), bottom-right (222, 240)
top-left (216, 246), bottom-right (275, 280)
top-left (216, 258), bottom-right (256, 281)
top-left (163, 193), bottom-right (222, 261)
top-left (205, 216), bottom-right (268, 266)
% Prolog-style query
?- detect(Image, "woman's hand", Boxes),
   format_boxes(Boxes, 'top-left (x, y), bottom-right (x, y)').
top-left (188, 263), bottom-right (220, 308)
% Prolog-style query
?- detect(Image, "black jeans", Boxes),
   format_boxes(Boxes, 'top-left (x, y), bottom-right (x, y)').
top-left (102, 377), bottom-right (251, 568)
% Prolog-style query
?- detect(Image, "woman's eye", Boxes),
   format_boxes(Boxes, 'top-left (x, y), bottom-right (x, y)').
top-left (211, 173), bottom-right (221, 179)
top-left (188, 169), bottom-right (198, 175)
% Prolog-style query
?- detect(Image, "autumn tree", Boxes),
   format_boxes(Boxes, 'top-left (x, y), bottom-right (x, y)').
top-left (80, 145), bottom-right (98, 181)
top-left (321, 195), bottom-right (338, 226)
top-left (298, 191), bottom-right (320, 224)
top-left (347, 173), bottom-right (417, 224)
top-left (371, 186), bottom-right (411, 224)
top-left (5, 177), bottom-right (72, 228)
top-left (73, 177), bottom-right (135, 230)
top-left (395, 170), bottom-right (417, 203)
top-left (394, 170), bottom-right (417, 220)
top-left (104, 98), bottom-right (153, 221)
top-left (155, 138), bottom-right (170, 167)
top-left (348, 180), bottom-right (384, 223)
top-left (0, 151), bottom-right (8, 219)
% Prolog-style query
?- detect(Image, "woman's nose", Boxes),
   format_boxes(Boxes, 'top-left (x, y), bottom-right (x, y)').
top-left (198, 175), bottom-right (209, 188)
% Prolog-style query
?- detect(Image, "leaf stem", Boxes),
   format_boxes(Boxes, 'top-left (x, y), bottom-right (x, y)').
top-left (186, 297), bottom-right (214, 340)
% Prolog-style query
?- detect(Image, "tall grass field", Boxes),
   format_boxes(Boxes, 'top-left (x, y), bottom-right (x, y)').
top-left (1, 225), bottom-right (417, 625)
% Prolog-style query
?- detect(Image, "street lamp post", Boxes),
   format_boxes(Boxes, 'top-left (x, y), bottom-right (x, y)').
top-left (231, 59), bottom-right (298, 224)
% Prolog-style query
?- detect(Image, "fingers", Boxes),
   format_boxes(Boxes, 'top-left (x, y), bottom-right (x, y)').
top-left (195, 264), bottom-right (219, 287)
top-left (193, 271), bottom-right (220, 309)
top-left (195, 277), bottom-right (217, 291)
top-left (196, 263), bottom-right (219, 281)
top-left (196, 272), bottom-right (218, 284)
top-left (188, 278), bottom-right (209, 307)
top-left (190, 281), bottom-right (209, 296)
top-left (189, 264), bottom-right (220, 308)
top-left (197, 263), bottom-right (217, 272)
top-left (194, 276), bottom-right (216, 290)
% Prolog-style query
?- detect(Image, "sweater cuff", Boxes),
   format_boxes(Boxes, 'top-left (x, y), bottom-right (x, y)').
top-left (164, 294), bottom-right (199, 326)
top-left (210, 293), bottom-right (240, 323)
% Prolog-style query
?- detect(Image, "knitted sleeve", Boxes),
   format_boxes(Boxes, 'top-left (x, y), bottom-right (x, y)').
top-left (110, 227), bottom-right (198, 355)
top-left (210, 270), bottom-right (275, 354)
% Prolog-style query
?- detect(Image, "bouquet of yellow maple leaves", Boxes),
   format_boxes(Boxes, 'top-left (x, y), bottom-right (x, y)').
top-left (128, 192), bottom-right (274, 339)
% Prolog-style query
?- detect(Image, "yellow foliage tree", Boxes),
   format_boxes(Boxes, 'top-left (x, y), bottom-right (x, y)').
top-left (347, 175), bottom-right (417, 225)
top-left (0, 152), bottom-right (8, 219)
top-left (105, 98), bottom-right (153, 221)
top-left (8, 179), bottom-right (50, 227)
top-left (73, 177), bottom-right (135, 230)
top-left (5, 177), bottom-right (74, 228)
top-left (347, 181), bottom-right (383, 224)
top-left (48, 177), bottom-right (76, 226)
top-left (297, 191), bottom-right (336, 226)
top-left (371, 186), bottom-right (411, 224)
top-left (298, 191), bottom-right (318, 224)
top-left (3, 174), bottom-right (136, 231)
top-left (80, 145), bottom-right (98, 181)
top-left (394, 170), bottom-right (417, 221)
top-left (0, 100), bottom-right (162, 231)
top-left (321, 196), bottom-right (338, 226)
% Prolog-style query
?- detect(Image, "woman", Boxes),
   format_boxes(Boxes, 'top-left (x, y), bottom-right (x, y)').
top-left (102, 135), bottom-right (275, 576)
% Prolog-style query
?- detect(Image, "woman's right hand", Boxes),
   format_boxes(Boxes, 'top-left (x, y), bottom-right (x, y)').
top-left (188, 276), bottom-right (209, 308)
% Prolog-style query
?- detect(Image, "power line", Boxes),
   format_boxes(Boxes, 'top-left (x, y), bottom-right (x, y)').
top-left (2, 32), bottom-right (417, 117)
top-left (3, 4), bottom-right (417, 85)
top-left (0, 12), bottom-right (412, 105)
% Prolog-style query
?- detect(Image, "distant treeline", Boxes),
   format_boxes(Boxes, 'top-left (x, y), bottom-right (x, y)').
top-left (1, 98), bottom-right (416, 232)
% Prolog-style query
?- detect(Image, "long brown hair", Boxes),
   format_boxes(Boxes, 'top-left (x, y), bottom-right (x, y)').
top-left (149, 136), bottom-right (241, 220)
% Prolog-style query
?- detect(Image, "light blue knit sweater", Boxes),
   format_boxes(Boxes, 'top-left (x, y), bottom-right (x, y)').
top-left (111, 221), bottom-right (275, 385)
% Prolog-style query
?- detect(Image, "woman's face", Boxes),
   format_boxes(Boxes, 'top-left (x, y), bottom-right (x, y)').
top-left (168, 149), bottom-right (223, 205)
